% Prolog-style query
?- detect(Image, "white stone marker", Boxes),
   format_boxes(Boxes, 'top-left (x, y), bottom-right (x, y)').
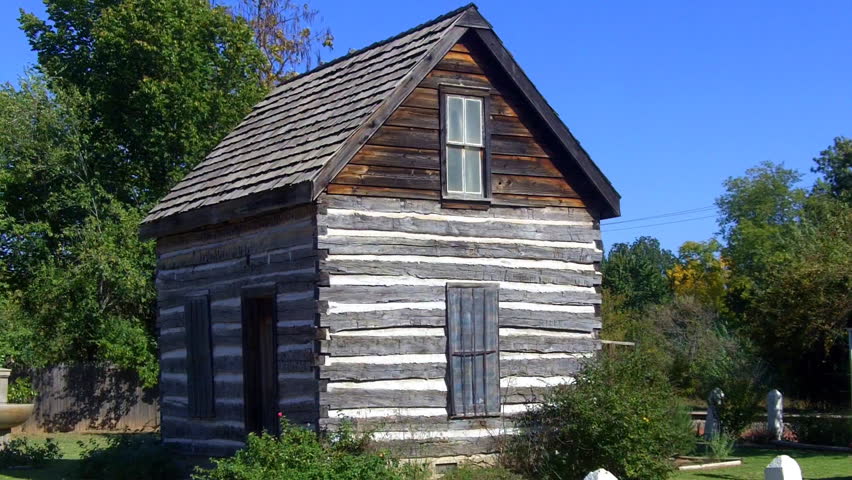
top-left (764, 455), bottom-right (802, 480)
top-left (767, 389), bottom-right (783, 440)
top-left (583, 469), bottom-right (619, 480)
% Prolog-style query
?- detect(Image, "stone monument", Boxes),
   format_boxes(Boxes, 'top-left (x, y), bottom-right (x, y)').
top-left (704, 387), bottom-right (724, 440)
top-left (767, 389), bottom-right (783, 441)
top-left (764, 455), bottom-right (802, 480)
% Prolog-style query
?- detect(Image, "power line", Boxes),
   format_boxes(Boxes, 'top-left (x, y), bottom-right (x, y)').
top-left (601, 214), bottom-right (717, 232)
top-left (601, 206), bottom-right (716, 226)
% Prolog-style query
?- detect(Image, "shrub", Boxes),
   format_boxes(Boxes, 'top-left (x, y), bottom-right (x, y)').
top-left (7, 377), bottom-right (36, 403)
top-left (192, 419), bottom-right (429, 480)
top-left (712, 355), bottom-right (767, 437)
top-left (440, 465), bottom-right (524, 480)
top-left (0, 437), bottom-right (61, 468)
top-left (77, 434), bottom-right (181, 480)
top-left (705, 433), bottom-right (736, 461)
top-left (787, 415), bottom-right (852, 447)
top-left (504, 351), bottom-right (695, 480)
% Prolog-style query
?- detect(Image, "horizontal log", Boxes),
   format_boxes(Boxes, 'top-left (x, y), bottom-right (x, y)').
top-left (500, 336), bottom-right (599, 354)
top-left (402, 87), bottom-right (439, 109)
top-left (322, 336), bottom-right (446, 356)
top-left (385, 106), bottom-right (439, 130)
top-left (491, 115), bottom-right (532, 137)
top-left (326, 184), bottom-right (440, 201)
top-left (493, 174), bottom-right (578, 198)
top-left (158, 223), bottom-right (314, 270)
top-left (161, 418), bottom-right (246, 444)
top-left (318, 285), bottom-right (601, 306)
top-left (436, 51), bottom-right (484, 74)
top-left (375, 436), bottom-right (499, 458)
top-left (157, 270), bottom-right (318, 305)
top-left (157, 205), bottom-right (315, 253)
top-left (318, 235), bottom-right (601, 264)
top-left (321, 416), bottom-right (512, 432)
top-left (420, 69), bottom-right (492, 90)
top-left (492, 135), bottom-right (549, 158)
top-left (492, 193), bottom-right (586, 209)
top-left (321, 309), bottom-right (445, 331)
top-left (333, 164), bottom-right (440, 191)
top-left (350, 145), bottom-right (440, 170)
top-left (319, 356), bottom-right (583, 382)
top-left (320, 211), bottom-right (599, 243)
top-left (368, 125), bottom-right (438, 150)
top-left (320, 386), bottom-right (554, 409)
top-left (321, 195), bottom-right (594, 222)
top-left (321, 362), bottom-right (447, 382)
top-left (322, 260), bottom-right (600, 287)
top-left (491, 154), bottom-right (562, 178)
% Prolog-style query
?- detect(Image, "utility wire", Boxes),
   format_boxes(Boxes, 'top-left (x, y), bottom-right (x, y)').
top-left (601, 206), bottom-right (716, 226)
top-left (601, 214), bottom-right (717, 232)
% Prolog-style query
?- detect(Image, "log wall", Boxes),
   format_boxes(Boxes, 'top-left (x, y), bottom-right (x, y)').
top-left (316, 195), bottom-right (602, 459)
top-left (156, 205), bottom-right (319, 456)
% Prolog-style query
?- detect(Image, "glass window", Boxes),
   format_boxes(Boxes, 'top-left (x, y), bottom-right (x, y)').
top-left (445, 95), bottom-right (485, 196)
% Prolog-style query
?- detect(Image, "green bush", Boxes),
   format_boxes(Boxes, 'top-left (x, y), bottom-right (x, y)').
top-left (504, 351), bottom-right (695, 480)
top-left (705, 433), bottom-right (736, 461)
top-left (788, 415), bottom-right (852, 447)
top-left (193, 419), bottom-right (428, 480)
top-left (7, 377), bottom-right (36, 403)
top-left (77, 434), bottom-right (181, 480)
top-left (0, 437), bottom-right (60, 468)
top-left (440, 465), bottom-right (524, 480)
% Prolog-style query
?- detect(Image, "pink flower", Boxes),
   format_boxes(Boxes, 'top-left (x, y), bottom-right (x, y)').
top-left (277, 411), bottom-right (283, 418)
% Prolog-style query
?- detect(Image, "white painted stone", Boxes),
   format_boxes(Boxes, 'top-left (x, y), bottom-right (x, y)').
top-left (583, 469), bottom-right (619, 480)
top-left (767, 389), bottom-right (784, 441)
top-left (764, 455), bottom-right (802, 480)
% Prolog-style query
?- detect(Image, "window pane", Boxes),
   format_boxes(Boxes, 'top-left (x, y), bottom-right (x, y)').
top-left (464, 148), bottom-right (482, 194)
top-left (447, 96), bottom-right (464, 144)
top-left (447, 146), bottom-right (464, 192)
top-left (465, 98), bottom-right (482, 146)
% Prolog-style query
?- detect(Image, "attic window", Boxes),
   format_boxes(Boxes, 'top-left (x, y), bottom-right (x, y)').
top-left (441, 86), bottom-right (491, 202)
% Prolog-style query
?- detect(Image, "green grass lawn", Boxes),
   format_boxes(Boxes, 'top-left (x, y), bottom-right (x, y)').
top-left (671, 447), bottom-right (851, 480)
top-left (0, 433), bottom-right (111, 480)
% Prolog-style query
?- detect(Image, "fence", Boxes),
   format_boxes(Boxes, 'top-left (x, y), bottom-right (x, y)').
top-left (12, 364), bottom-right (159, 433)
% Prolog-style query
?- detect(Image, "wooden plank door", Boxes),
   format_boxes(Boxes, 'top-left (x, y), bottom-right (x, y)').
top-left (242, 295), bottom-right (279, 435)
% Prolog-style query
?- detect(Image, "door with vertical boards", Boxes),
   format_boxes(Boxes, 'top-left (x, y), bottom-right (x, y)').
top-left (242, 294), bottom-right (279, 435)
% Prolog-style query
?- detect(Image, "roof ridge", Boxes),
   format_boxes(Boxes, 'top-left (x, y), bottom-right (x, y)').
top-left (270, 3), bottom-right (476, 90)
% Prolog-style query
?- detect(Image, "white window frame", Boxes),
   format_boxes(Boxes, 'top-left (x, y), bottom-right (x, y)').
top-left (445, 95), bottom-right (484, 196)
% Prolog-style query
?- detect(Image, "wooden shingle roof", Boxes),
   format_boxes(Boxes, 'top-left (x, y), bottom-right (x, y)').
top-left (141, 4), bottom-right (620, 239)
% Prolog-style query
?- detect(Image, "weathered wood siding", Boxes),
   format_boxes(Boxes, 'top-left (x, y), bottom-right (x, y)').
top-left (328, 39), bottom-right (586, 209)
top-left (315, 195), bottom-right (602, 459)
top-left (156, 206), bottom-right (318, 456)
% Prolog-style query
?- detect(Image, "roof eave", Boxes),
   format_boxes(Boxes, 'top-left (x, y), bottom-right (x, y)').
top-left (139, 181), bottom-right (313, 240)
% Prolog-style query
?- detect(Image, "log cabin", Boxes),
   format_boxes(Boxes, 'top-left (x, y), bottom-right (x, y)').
top-left (140, 3), bottom-right (621, 464)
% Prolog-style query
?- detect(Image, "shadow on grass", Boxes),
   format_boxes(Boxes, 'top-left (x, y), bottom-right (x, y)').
top-left (0, 459), bottom-right (79, 480)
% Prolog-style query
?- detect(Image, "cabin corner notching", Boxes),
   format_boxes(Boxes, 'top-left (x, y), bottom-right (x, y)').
top-left (143, 3), bottom-right (620, 461)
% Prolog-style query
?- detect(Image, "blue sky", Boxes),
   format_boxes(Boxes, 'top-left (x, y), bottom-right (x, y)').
top-left (2, 0), bottom-right (850, 253)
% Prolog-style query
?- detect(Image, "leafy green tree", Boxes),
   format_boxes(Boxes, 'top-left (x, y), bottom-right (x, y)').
top-left (20, 0), bottom-right (267, 205)
top-left (602, 236), bottom-right (676, 312)
top-left (812, 136), bottom-right (852, 202)
top-left (717, 154), bottom-right (851, 401)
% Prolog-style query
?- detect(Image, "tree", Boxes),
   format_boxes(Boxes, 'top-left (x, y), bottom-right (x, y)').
top-left (812, 136), bottom-right (852, 203)
top-left (223, 0), bottom-right (334, 88)
top-left (668, 239), bottom-right (728, 312)
top-left (19, 0), bottom-right (267, 206)
top-left (717, 154), bottom-right (851, 401)
top-left (602, 236), bottom-right (675, 312)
